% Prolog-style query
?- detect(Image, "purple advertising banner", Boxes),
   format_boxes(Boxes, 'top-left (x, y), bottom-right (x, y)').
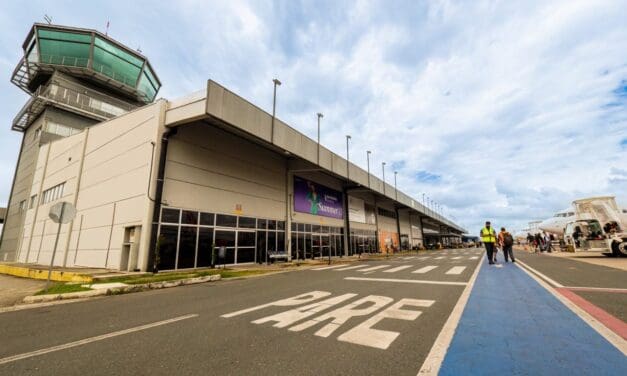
top-left (293, 177), bottom-right (343, 219)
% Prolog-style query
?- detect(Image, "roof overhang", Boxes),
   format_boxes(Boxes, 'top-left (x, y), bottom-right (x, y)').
top-left (163, 79), bottom-right (467, 233)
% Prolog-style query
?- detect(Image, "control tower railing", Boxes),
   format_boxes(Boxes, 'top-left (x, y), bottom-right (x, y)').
top-left (12, 79), bottom-right (135, 131)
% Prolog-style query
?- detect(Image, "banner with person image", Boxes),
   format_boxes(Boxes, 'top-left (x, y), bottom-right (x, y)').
top-left (293, 177), bottom-right (344, 219)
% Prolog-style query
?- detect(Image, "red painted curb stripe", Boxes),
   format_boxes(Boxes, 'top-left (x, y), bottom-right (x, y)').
top-left (567, 287), bottom-right (627, 294)
top-left (556, 287), bottom-right (627, 340)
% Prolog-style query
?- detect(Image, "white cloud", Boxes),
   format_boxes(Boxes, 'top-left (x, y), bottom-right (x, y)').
top-left (0, 0), bottom-right (625, 235)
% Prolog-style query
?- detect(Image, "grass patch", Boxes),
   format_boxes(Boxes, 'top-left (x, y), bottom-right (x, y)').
top-left (35, 283), bottom-right (92, 295)
top-left (97, 268), bottom-right (272, 285)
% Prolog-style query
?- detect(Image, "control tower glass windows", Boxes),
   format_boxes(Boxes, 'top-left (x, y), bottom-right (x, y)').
top-left (37, 29), bottom-right (91, 67)
top-left (93, 37), bottom-right (143, 87)
top-left (138, 65), bottom-right (159, 102)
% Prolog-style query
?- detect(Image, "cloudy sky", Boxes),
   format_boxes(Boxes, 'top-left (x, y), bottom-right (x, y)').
top-left (0, 0), bottom-right (626, 234)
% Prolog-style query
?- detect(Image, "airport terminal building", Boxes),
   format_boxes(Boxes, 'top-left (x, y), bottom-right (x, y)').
top-left (0, 24), bottom-right (465, 272)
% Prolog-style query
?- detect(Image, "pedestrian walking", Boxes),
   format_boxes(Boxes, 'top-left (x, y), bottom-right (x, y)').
top-left (534, 233), bottom-right (543, 253)
top-left (543, 231), bottom-right (553, 253)
top-left (480, 221), bottom-right (497, 265)
top-left (526, 233), bottom-right (534, 251)
top-left (499, 227), bottom-right (516, 262)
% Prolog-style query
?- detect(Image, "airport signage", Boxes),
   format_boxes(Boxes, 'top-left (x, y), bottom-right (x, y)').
top-left (348, 196), bottom-right (366, 223)
top-left (294, 177), bottom-right (343, 219)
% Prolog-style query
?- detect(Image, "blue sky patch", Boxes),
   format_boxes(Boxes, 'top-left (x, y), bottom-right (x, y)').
top-left (415, 170), bottom-right (441, 183)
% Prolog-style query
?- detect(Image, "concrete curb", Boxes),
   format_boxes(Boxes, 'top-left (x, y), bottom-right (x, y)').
top-left (0, 263), bottom-right (93, 283)
top-left (23, 274), bottom-right (221, 304)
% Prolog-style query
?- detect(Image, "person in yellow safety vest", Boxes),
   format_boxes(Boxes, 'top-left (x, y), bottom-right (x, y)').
top-left (480, 221), bottom-right (497, 265)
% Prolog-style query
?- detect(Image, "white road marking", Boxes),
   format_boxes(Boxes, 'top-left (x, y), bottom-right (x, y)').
top-left (445, 266), bottom-right (466, 275)
top-left (435, 256), bottom-right (445, 260)
top-left (338, 299), bottom-right (435, 349)
top-left (418, 257), bottom-right (430, 260)
top-left (336, 264), bottom-right (369, 271)
top-left (515, 260), bottom-right (564, 288)
top-left (469, 256), bottom-right (479, 260)
top-left (451, 257), bottom-right (462, 260)
top-left (0, 314), bottom-right (198, 366)
top-left (413, 266), bottom-right (438, 274)
top-left (252, 293), bottom-right (358, 328)
top-left (344, 277), bottom-right (467, 286)
top-left (312, 264), bottom-right (350, 271)
top-left (359, 265), bottom-right (390, 272)
top-left (288, 295), bottom-right (394, 337)
top-left (418, 252), bottom-right (484, 375)
top-left (403, 257), bottom-right (417, 260)
top-left (221, 291), bottom-right (331, 318)
top-left (383, 265), bottom-right (412, 273)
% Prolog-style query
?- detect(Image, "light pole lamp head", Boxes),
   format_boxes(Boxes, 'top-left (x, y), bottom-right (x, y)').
top-left (317, 112), bottom-right (323, 119)
top-left (273, 78), bottom-right (282, 86)
top-left (367, 150), bottom-right (371, 155)
top-left (346, 135), bottom-right (351, 140)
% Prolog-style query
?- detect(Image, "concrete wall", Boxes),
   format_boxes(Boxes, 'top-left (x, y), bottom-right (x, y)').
top-left (0, 116), bottom-right (44, 261)
top-left (162, 122), bottom-right (286, 220)
top-left (7, 102), bottom-right (164, 270)
top-left (410, 214), bottom-right (424, 247)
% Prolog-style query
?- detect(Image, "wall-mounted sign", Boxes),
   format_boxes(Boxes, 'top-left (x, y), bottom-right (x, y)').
top-left (348, 196), bottom-right (366, 223)
top-left (294, 177), bottom-right (343, 219)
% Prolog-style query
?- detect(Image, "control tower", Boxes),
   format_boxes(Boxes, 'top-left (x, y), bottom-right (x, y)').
top-left (0, 23), bottom-right (161, 260)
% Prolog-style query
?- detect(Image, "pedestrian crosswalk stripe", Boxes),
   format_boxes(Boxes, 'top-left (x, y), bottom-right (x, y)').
top-left (469, 256), bottom-right (479, 260)
top-left (413, 266), bottom-right (438, 274)
top-left (451, 256), bottom-right (462, 260)
top-left (312, 264), bottom-right (349, 270)
top-left (359, 265), bottom-right (390, 272)
top-left (418, 257), bottom-right (430, 260)
top-left (435, 256), bottom-right (445, 260)
top-left (446, 266), bottom-right (466, 275)
top-left (336, 265), bottom-right (368, 271)
top-left (383, 265), bottom-right (412, 273)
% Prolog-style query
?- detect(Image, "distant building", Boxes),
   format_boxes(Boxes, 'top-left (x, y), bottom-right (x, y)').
top-left (0, 24), bottom-right (464, 271)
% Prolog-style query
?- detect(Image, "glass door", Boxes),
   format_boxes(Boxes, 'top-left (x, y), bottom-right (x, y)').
top-left (236, 230), bottom-right (256, 264)
top-left (320, 234), bottom-right (330, 258)
top-left (214, 230), bottom-right (235, 265)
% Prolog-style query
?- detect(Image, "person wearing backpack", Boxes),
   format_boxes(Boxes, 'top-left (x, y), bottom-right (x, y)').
top-left (499, 227), bottom-right (516, 263)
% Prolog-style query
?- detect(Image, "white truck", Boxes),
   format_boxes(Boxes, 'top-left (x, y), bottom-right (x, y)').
top-left (563, 196), bottom-right (627, 256)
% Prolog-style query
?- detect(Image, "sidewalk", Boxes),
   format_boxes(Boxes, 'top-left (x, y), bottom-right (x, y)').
top-left (438, 261), bottom-right (627, 375)
top-left (0, 274), bottom-right (45, 308)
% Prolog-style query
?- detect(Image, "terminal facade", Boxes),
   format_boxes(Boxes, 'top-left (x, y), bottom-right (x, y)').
top-left (0, 24), bottom-right (465, 272)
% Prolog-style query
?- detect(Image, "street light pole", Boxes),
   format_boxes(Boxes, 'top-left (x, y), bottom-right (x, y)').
top-left (345, 135), bottom-right (351, 181)
top-left (382, 162), bottom-right (386, 195)
top-left (317, 113), bottom-right (323, 164)
top-left (394, 171), bottom-right (398, 200)
top-left (366, 150), bottom-right (371, 188)
top-left (271, 78), bottom-right (281, 144)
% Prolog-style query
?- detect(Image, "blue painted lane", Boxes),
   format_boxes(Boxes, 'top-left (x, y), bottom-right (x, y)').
top-left (439, 262), bottom-right (627, 375)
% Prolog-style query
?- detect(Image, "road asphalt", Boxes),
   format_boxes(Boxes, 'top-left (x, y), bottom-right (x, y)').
top-left (0, 247), bottom-right (625, 375)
